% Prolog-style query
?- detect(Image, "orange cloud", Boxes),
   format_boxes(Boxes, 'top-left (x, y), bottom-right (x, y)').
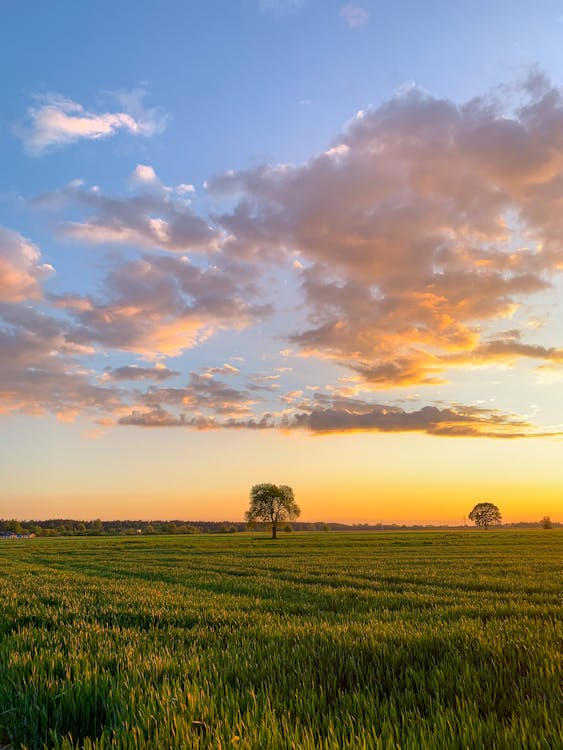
top-left (54, 253), bottom-right (270, 358)
top-left (0, 227), bottom-right (54, 302)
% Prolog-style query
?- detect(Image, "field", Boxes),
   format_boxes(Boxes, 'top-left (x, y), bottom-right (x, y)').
top-left (0, 531), bottom-right (561, 750)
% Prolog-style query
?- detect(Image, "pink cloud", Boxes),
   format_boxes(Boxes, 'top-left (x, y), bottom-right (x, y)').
top-left (0, 303), bottom-right (124, 421)
top-left (19, 90), bottom-right (167, 156)
top-left (0, 227), bottom-right (53, 302)
top-left (39, 176), bottom-right (221, 254)
top-left (56, 253), bottom-right (270, 358)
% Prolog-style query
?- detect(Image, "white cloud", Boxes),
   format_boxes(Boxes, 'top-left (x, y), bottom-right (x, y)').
top-left (131, 164), bottom-right (159, 185)
top-left (176, 183), bottom-right (196, 195)
top-left (18, 90), bottom-right (167, 156)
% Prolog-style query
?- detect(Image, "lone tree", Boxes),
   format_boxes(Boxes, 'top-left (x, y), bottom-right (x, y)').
top-left (469, 502), bottom-right (502, 530)
top-left (246, 483), bottom-right (300, 539)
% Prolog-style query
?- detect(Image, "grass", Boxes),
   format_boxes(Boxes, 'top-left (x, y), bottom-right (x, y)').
top-left (0, 530), bottom-right (561, 749)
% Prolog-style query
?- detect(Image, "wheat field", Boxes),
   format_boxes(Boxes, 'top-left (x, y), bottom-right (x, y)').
top-left (0, 530), bottom-right (560, 749)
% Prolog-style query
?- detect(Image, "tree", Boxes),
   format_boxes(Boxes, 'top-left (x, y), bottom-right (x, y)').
top-left (246, 483), bottom-right (300, 539)
top-left (541, 516), bottom-right (553, 530)
top-left (469, 502), bottom-right (502, 530)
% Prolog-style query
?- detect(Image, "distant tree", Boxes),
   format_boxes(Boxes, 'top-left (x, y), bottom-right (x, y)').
top-left (283, 523), bottom-right (293, 533)
top-left (469, 502), bottom-right (502, 530)
top-left (541, 516), bottom-right (553, 530)
top-left (246, 483), bottom-right (300, 539)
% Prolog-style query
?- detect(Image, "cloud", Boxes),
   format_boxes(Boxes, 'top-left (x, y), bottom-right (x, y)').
top-left (204, 363), bottom-right (240, 376)
top-left (103, 364), bottom-right (181, 382)
top-left (18, 90), bottom-right (167, 156)
top-left (443, 336), bottom-right (563, 367)
top-left (287, 394), bottom-right (559, 438)
top-left (117, 382), bottom-right (559, 438)
top-left (39, 172), bottom-right (220, 254)
top-left (0, 302), bottom-right (124, 421)
top-left (340, 4), bottom-right (369, 28)
top-left (139, 373), bottom-right (255, 415)
top-left (176, 183), bottom-right (196, 195)
top-left (118, 372), bottom-right (260, 427)
top-left (53, 253), bottom-right (271, 358)
top-left (7, 71), bottom-right (563, 439)
top-left (0, 292), bottom-right (260, 424)
top-left (131, 164), bottom-right (159, 186)
top-left (119, 408), bottom-right (276, 430)
top-left (119, 408), bottom-right (194, 428)
top-left (208, 74), bottom-right (563, 387)
top-left (0, 227), bottom-right (54, 302)
top-left (249, 372), bottom-right (281, 387)
top-left (2, 283), bottom-right (555, 437)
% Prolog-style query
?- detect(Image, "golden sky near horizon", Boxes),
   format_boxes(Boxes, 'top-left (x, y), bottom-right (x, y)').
top-left (4, 422), bottom-right (562, 523)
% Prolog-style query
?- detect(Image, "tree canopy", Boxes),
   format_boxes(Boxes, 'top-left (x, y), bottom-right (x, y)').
top-left (246, 483), bottom-right (301, 539)
top-left (469, 502), bottom-right (502, 530)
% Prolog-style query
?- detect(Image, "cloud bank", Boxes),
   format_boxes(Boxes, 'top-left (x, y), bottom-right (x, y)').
top-left (209, 72), bottom-right (563, 388)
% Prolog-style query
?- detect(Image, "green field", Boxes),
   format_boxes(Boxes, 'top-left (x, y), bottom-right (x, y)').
top-left (0, 531), bottom-right (561, 749)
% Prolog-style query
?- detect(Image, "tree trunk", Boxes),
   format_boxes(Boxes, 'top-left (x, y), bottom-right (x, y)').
top-left (272, 522), bottom-right (277, 539)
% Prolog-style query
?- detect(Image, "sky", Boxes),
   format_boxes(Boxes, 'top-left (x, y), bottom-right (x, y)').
top-left (1, 0), bottom-right (563, 524)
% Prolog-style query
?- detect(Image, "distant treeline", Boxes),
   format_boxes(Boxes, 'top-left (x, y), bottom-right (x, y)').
top-left (0, 518), bottom-right (560, 537)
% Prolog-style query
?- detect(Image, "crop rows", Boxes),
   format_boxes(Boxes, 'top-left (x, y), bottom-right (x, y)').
top-left (0, 531), bottom-right (561, 749)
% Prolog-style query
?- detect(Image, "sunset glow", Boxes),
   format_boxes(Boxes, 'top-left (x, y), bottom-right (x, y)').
top-left (1, 2), bottom-right (562, 524)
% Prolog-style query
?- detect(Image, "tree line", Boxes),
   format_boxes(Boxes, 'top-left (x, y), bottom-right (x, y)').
top-left (0, 519), bottom-right (233, 536)
top-left (0, 518), bottom-right (333, 537)
top-left (1, 517), bottom-right (558, 538)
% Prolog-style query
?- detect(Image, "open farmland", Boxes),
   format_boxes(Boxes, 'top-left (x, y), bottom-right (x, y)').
top-left (0, 531), bottom-right (561, 750)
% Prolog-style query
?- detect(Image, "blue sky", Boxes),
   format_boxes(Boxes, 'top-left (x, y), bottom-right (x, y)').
top-left (1, 1), bottom-right (563, 522)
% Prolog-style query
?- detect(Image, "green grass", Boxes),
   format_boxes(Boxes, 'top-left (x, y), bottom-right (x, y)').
top-left (0, 531), bottom-right (561, 749)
